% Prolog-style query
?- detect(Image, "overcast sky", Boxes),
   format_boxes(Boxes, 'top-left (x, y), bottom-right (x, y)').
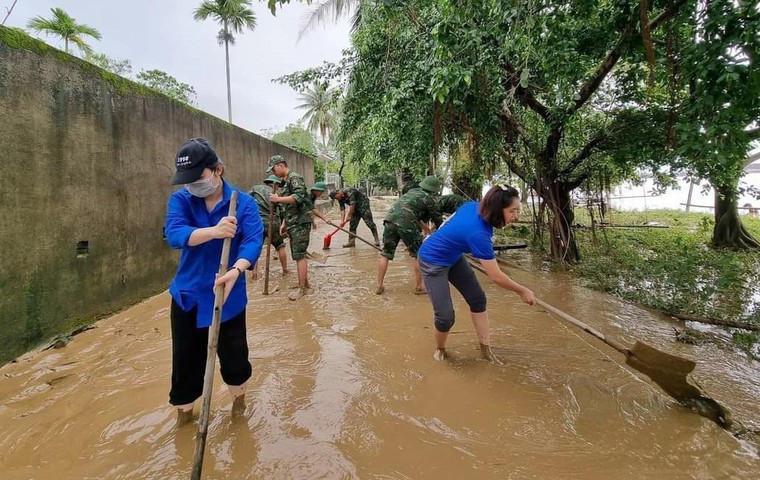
top-left (4, 0), bottom-right (352, 135)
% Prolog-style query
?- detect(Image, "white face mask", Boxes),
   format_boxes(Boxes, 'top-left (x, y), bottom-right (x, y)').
top-left (186, 172), bottom-right (220, 198)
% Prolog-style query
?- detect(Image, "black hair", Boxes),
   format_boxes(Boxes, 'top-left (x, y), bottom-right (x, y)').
top-left (478, 184), bottom-right (520, 228)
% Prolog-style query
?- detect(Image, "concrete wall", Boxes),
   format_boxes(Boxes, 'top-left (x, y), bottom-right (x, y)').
top-left (0, 27), bottom-right (313, 363)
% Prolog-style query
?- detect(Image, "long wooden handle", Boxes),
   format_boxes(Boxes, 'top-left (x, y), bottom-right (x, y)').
top-left (533, 299), bottom-right (627, 355)
top-left (263, 184), bottom-right (278, 295)
top-left (328, 222), bottom-right (381, 251)
top-left (464, 255), bottom-right (628, 355)
top-left (191, 190), bottom-right (238, 480)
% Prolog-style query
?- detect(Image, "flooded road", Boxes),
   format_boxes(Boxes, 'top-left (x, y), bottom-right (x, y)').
top-left (1, 201), bottom-right (759, 479)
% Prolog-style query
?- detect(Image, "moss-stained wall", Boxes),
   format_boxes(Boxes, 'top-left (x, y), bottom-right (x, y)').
top-left (0, 26), bottom-right (313, 363)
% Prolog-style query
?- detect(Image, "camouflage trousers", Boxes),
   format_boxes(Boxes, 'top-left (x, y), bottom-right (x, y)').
top-left (286, 222), bottom-right (312, 261)
top-left (349, 207), bottom-right (378, 234)
top-left (381, 220), bottom-right (422, 260)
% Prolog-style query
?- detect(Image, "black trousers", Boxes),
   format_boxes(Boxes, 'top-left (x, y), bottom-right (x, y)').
top-left (169, 299), bottom-right (252, 406)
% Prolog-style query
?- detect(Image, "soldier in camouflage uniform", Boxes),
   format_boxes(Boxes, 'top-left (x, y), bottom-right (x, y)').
top-left (329, 187), bottom-right (380, 247)
top-left (376, 176), bottom-right (443, 295)
top-left (400, 170), bottom-right (419, 195)
top-left (437, 193), bottom-right (467, 215)
top-left (267, 155), bottom-right (314, 301)
top-left (250, 175), bottom-right (288, 276)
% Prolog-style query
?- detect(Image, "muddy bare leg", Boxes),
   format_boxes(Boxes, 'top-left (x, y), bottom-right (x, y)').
top-left (413, 258), bottom-right (425, 294)
top-left (471, 311), bottom-right (501, 364)
top-left (229, 383), bottom-right (246, 417)
top-left (277, 247), bottom-right (288, 274)
top-left (376, 256), bottom-right (389, 294)
top-left (176, 403), bottom-right (194, 426)
top-left (434, 330), bottom-right (449, 360)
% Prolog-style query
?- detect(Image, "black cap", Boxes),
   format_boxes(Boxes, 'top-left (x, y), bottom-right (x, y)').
top-left (171, 138), bottom-right (220, 185)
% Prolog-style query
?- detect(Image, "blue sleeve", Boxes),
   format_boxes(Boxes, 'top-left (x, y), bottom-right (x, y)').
top-left (468, 230), bottom-right (495, 260)
top-left (235, 194), bottom-right (264, 268)
top-left (165, 193), bottom-right (196, 250)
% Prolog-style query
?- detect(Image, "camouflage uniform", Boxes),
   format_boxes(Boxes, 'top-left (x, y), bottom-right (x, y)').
top-left (279, 171), bottom-right (313, 261)
top-left (437, 194), bottom-right (468, 215)
top-left (250, 184), bottom-right (285, 250)
top-left (401, 178), bottom-right (419, 195)
top-left (381, 187), bottom-right (442, 260)
top-left (337, 187), bottom-right (378, 235)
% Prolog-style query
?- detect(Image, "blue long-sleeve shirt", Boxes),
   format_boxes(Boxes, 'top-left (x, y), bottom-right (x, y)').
top-left (165, 181), bottom-right (263, 328)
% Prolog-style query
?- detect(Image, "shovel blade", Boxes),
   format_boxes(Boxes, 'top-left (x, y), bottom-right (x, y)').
top-left (306, 251), bottom-right (328, 263)
top-left (625, 342), bottom-right (731, 429)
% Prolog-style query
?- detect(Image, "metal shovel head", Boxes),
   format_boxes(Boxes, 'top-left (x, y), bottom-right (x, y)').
top-left (626, 341), bottom-right (731, 429)
top-left (263, 284), bottom-right (280, 295)
top-left (306, 251), bottom-right (328, 263)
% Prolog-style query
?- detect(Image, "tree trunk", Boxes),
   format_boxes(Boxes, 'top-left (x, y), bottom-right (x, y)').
top-left (224, 23), bottom-right (233, 123)
top-left (64, 38), bottom-right (69, 54)
top-left (712, 181), bottom-right (760, 249)
top-left (545, 182), bottom-right (580, 263)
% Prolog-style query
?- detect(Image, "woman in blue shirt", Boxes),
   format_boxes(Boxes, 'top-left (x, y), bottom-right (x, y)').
top-left (164, 138), bottom-right (263, 425)
top-left (418, 185), bottom-right (535, 362)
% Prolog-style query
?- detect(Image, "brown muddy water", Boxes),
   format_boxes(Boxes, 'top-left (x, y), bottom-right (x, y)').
top-left (1, 207), bottom-right (759, 479)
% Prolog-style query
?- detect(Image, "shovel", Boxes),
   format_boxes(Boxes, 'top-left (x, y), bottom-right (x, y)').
top-left (191, 191), bottom-right (237, 480)
top-left (326, 221), bottom-right (381, 251)
top-left (464, 256), bottom-right (732, 430)
top-left (323, 220), bottom-right (348, 250)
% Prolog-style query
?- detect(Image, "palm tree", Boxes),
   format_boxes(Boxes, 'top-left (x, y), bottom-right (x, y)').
top-left (298, 0), bottom-right (361, 41)
top-left (296, 83), bottom-right (337, 147)
top-left (27, 8), bottom-right (101, 55)
top-left (194, 0), bottom-right (256, 123)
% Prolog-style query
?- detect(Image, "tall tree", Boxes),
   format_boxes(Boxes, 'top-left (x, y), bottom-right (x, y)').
top-left (194, 0), bottom-right (256, 123)
top-left (296, 82), bottom-right (338, 146)
top-left (27, 7), bottom-right (101, 54)
top-left (674, 0), bottom-right (760, 249)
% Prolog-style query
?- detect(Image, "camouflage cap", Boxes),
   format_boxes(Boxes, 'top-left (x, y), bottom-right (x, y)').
top-left (419, 175), bottom-right (442, 193)
top-left (263, 174), bottom-right (283, 185)
top-left (266, 154), bottom-right (287, 173)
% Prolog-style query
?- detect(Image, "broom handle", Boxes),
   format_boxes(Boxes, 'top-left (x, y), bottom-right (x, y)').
top-left (191, 191), bottom-right (238, 480)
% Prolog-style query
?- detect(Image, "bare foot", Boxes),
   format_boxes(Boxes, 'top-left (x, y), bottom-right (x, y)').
top-left (413, 286), bottom-right (427, 295)
top-left (231, 395), bottom-right (246, 417)
top-left (480, 343), bottom-right (504, 365)
top-left (281, 269), bottom-right (290, 276)
top-left (288, 288), bottom-right (305, 301)
top-left (375, 285), bottom-right (385, 295)
top-left (433, 348), bottom-right (447, 361)
top-left (176, 408), bottom-right (194, 427)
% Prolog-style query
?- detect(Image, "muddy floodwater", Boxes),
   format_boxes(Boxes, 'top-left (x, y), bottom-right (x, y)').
top-left (1, 206), bottom-right (759, 479)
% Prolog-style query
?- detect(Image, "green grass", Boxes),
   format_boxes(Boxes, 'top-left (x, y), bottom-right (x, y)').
top-left (499, 209), bottom-right (760, 327)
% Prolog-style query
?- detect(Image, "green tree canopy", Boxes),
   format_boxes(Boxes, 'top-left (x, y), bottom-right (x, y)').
top-left (136, 69), bottom-right (197, 105)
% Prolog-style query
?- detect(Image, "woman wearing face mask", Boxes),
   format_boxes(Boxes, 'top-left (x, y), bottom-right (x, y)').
top-left (164, 138), bottom-right (263, 425)
top-left (417, 185), bottom-right (535, 363)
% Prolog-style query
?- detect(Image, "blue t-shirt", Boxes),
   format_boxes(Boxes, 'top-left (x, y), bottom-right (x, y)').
top-left (418, 201), bottom-right (495, 266)
top-left (165, 181), bottom-right (263, 328)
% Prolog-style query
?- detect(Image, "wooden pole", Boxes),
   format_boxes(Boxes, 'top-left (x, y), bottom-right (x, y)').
top-left (263, 184), bottom-right (278, 295)
top-left (190, 191), bottom-right (238, 480)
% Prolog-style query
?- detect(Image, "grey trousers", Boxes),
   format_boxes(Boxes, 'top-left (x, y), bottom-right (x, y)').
top-left (419, 256), bottom-right (487, 333)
